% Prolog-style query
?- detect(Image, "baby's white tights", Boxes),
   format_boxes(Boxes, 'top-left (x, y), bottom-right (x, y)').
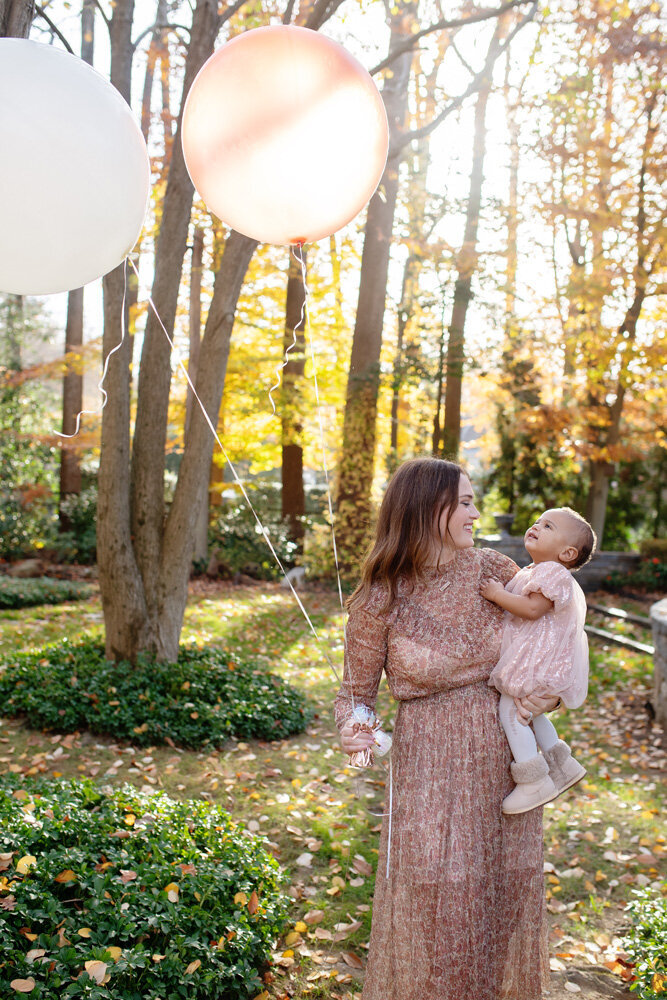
top-left (498, 693), bottom-right (559, 763)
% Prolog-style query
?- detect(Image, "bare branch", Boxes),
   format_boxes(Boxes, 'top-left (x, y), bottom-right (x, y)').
top-left (92, 0), bottom-right (110, 28)
top-left (390, 1), bottom-right (538, 156)
top-left (34, 5), bottom-right (75, 51)
top-left (305, 0), bottom-right (347, 30)
top-left (282, 0), bottom-right (297, 24)
top-left (370, 0), bottom-right (532, 76)
top-left (218, 0), bottom-right (251, 26)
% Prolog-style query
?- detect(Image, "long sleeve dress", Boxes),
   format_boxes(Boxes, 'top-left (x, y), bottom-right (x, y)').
top-left (334, 547), bottom-right (549, 1000)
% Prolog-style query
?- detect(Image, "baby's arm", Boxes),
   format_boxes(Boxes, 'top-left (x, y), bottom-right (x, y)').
top-left (480, 577), bottom-right (554, 620)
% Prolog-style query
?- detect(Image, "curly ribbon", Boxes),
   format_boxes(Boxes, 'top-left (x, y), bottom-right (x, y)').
top-left (54, 258), bottom-right (130, 440)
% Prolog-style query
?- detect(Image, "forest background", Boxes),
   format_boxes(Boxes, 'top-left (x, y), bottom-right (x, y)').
top-left (1, 0), bottom-right (666, 664)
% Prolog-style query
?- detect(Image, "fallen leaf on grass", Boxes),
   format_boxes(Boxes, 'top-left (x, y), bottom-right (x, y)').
top-left (10, 979), bottom-right (35, 993)
top-left (341, 952), bottom-right (364, 969)
top-left (15, 856), bottom-right (36, 875)
top-left (84, 960), bottom-right (108, 984)
top-left (352, 857), bottom-right (373, 877)
top-left (248, 890), bottom-right (260, 914)
top-left (164, 882), bottom-right (179, 902)
top-left (185, 959), bottom-right (201, 974)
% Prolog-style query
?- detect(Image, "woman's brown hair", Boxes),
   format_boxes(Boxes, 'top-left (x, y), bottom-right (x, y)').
top-left (347, 457), bottom-right (464, 614)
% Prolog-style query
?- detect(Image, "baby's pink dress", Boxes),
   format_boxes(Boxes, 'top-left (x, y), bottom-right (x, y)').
top-left (488, 560), bottom-right (588, 708)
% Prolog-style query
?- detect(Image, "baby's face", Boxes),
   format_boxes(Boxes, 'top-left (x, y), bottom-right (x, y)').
top-left (524, 509), bottom-right (578, 564)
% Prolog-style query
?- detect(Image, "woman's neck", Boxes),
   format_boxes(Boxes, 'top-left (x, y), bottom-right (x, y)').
top-left (423, 544), bottom-right (457, 567)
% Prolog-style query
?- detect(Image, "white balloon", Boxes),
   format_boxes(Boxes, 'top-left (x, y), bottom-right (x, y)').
top-left (0, 39), bottom-right (150, 296)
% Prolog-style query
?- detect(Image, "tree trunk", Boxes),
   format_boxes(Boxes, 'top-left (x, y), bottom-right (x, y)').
top-left (158, 230), bottom-right (257, 657)
top-left (59, 0), bottom-right (95, 527)
top-left (281, 250), bottom-right (307, 551)
top-left (335, 0), bottom-right (418, 575)
top-left (0, 0), bottom-right (33, 36)
top-left (59, 288), bottom-right (84, 525)
top-left (129, 0), bottom-right (218, 618)
top-left (97, 0), bottom-right (220, 661)
top-left (187, 226), bottom-right (208, 562)
top-left (441, 22), bottom-right (503, 460)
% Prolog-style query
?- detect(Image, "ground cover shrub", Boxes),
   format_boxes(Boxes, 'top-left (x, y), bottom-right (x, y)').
top-left (208, 487), bottom-right (298, 580)
top-left (0, 638), bottom-right (312, 747)
top-left (0, 775), bottom-right (288, 999)
top-left (0, 577), bottom-right (93, 609)
top-left (56, 487), bottom-right (98, 564)
top-left (623, 886), bottom-right (667, 999)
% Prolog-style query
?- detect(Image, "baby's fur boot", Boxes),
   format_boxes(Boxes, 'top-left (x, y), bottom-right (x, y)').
top-left (542, 739), bottom-right (586, 794)
top-left (502, 754), bottom-right (558, 814)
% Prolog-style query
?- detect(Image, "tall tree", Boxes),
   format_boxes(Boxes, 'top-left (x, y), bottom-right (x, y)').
top-left (335, 0), bottom-right (537, 574)
top-left (0, 0), bottom-right (33, 36)
top-left (280, 250), bottom-right (307, 552)
top-left (98, 0), bottom-right (346, 662)
top-left (441, 17), bottom-right (505, 459)
top-left (536, 0), bottom-right (667, 543)
top-left (59, 0), bottom-right (95, 528)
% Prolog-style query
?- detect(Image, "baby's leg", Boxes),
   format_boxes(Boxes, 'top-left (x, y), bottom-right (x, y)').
top-left (497, 693), bottom-right (539, 762)
top-left (531, 713), bottom-right (559, 752)
top-left (497, 693), bottom-right (557, 814)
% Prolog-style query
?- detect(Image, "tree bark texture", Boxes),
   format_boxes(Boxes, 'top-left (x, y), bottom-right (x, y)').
top-left (441, 22), bottom-right (503, 460)
top-left (59, 0), bottom-right (95, 524)
top-left (0, 0), bottom-right (33, 36)
top-left (187, 226), bottom-right (209, 562)
top-left (130, 0), bottom-right (219, 612)
top-left (281, 250), bottom-right (307, 549)
top-left (336, 0), bottom-right (417, 576)
top-left (97, 0), bottom-right (222, 661)
top-left (59, 287), bottom-right (84, 522)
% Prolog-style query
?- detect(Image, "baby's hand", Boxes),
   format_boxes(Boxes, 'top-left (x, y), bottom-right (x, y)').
top-left (480, 576), bottom-right (504, 602)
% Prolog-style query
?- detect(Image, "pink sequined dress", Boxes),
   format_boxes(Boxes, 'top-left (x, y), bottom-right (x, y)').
top-left (334, 548), bottom-right (549, 1000)
top-left (488, 561), bottom-right (589, 708)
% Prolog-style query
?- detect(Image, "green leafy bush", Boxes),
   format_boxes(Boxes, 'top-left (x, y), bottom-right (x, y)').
top-left (0, 577), bottom-right (93, 609)
top-left (0, 638), bottom-right (312, 747)
top-left (623, 886), bottom-right (667, 999)
top-left (56, 487), bottom-right (98, 564)
top-left (207, 484), bottom-right (299, 580)
top-left (0, 776), bottom-right (288, 998)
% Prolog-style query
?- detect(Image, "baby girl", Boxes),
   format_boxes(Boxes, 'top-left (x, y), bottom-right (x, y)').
top-left (480, 507), bottom-right (596, 814)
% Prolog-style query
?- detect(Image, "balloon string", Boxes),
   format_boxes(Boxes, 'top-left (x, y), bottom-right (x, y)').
top-left (54, 259), bottom-right (129, 439)
top-left (126, 255), bottom-right (341, 685)
top-left (291, 244), bottom-right (346, 615)
top-left (267, 251), bottom-right (309, 415)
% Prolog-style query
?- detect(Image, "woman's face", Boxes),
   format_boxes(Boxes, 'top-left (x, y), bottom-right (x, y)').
top-left (436, 475), bottom-right (480, 554)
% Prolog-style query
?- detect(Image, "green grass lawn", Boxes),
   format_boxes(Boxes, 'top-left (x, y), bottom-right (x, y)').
top-left (0, 581), bottom-right (664, 1000)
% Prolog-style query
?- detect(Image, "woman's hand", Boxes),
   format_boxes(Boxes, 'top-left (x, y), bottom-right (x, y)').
top-left (514, 693), bottom-right (561, 725)
top-left (340, 717), bottom-right (376, 755)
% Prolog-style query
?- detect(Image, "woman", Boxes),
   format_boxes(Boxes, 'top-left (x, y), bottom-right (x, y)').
top-left (335, 458), bottom-right (554, 1000)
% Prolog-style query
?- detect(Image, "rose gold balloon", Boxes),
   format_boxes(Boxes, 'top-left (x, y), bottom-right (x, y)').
top-left (182, 25), bottom-right (388, 246)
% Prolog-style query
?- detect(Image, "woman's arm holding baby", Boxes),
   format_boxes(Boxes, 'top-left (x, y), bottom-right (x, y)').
top-left (480, 577), bottom-right (553, 620)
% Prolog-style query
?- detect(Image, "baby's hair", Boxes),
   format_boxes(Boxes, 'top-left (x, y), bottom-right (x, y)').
top-left (557, 507), bottom-right (597, 570)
